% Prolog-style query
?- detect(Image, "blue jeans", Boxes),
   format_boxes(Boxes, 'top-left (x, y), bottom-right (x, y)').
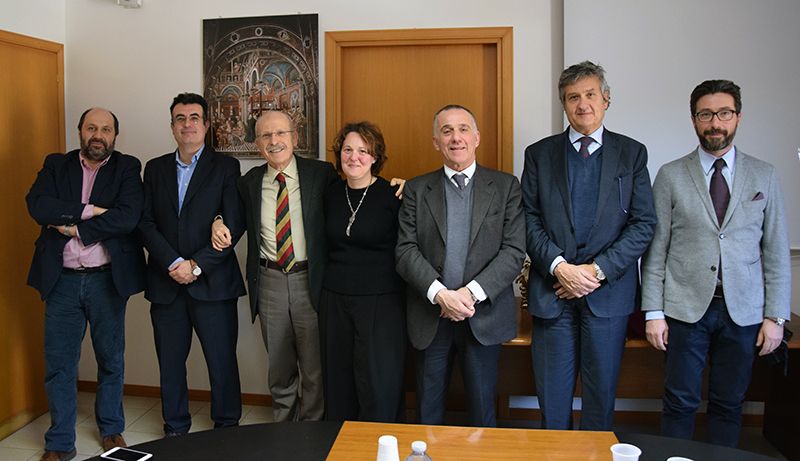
top-left (44, 269), bottom-right (127, 451)
top-left (662, 297), bottom-right (758, 448)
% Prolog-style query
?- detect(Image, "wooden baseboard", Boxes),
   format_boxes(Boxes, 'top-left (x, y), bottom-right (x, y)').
top-left (76, 381), bottom-right (272, 407)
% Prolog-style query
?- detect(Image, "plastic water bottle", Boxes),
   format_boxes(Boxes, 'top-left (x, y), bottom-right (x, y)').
top-left (404, 441), bottom-right (433, 461)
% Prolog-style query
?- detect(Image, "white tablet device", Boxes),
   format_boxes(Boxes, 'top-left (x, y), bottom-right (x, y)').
top-left (100, 446), bottom-right (153, 461)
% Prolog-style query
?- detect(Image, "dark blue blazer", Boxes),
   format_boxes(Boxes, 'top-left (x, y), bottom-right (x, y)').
top-left (521, 129), bottom-right (656, 318)
top-left (139, 148), bottom-right (246, 304)
top-left (26, 149), bottom-right (146, 300)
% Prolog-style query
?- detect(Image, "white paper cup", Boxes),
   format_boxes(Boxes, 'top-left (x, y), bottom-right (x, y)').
top-left (666, 458), bottom-right (694, 461)
top-left (610, 443), bottom-right (642, 461)
top-left (377, 435), bottom-right (400, 461)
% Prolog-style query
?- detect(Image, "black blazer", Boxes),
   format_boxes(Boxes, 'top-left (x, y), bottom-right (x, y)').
top-left (26, 150), bottom-right (146, 300)
top-left (238, 155), bottom-right (339, 320)
top-left (139, 148), bottom-right (246, 304)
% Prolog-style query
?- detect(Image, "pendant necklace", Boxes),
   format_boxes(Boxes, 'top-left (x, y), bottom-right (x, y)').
top-left (345, 180), bottom-right (371, 237)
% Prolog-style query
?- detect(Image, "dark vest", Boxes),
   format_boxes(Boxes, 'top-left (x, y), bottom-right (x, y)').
top-left (568, 144), bottom-right (602, 263)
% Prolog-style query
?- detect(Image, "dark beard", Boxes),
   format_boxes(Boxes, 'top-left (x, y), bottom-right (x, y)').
top-left (80, 136), bottom-right (114, 162)
top-left (698, 127), bottom-right (736, 153)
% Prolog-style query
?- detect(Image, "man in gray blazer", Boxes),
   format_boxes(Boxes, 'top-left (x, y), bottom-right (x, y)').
top-left (522, 61), bottom-right (656, 431)
top-left (641, 79), bottom-right (791, 447)
top-left (396, 105), bottom-right (526, 427)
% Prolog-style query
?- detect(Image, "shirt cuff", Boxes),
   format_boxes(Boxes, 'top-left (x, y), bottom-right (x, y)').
top-left (466, 280), bottom-right (487, 303)
top-left (169, 257), bottom-right (185, 271)
top-left (645, 311), bottom-right (665, 321)
top-left (427, 280), bottom-right (447, 304)
top-left (81, 204), bottom-right (94, 220)
top-left (549, 255), bottom-right (566, 275)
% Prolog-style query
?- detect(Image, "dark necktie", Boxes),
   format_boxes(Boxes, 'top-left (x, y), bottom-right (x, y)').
top-left (453, 173), bottom-right (467, 190)
top-left (710, 158), bottom-right (730, 226)
top-left (578, 137), bottom-right (592, 158)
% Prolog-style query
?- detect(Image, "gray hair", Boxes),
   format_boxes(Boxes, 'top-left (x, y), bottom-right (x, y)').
top-left (558, 60), bottom-right (611, 108)
top-left (432, 104), bottom-right (478, 136)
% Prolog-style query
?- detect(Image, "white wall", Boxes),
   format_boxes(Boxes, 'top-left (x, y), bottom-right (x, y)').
top-left (63, 0), bottom-right (559, 395)
top-left (0, 0), bottom-right (65, 44)
top-left (565, 0), bottom-right (800, 247)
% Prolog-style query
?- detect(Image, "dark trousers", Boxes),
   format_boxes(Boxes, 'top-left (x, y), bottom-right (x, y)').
top-left (530, 298), bottom-right (629, 431)
top-left (320, 289), bottom-right (407, 423)
top-left (662, 297), bottom-right (759, 448)
top-left (150, 287), bottom-right (241, 434)
top-left (415, 317), bottom-right (502, 427)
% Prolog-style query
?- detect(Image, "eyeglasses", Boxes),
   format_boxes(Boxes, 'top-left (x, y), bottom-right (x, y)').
top-left (694, 109), bottom-right (738, 122)
top-left (257, 130), bottom-right (294, 140)
top-left (173, 115), bottom-right (203, 125)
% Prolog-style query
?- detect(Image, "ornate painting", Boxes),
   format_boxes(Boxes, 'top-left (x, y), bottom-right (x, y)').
top-left (203, 14), bottom-right (319, 158)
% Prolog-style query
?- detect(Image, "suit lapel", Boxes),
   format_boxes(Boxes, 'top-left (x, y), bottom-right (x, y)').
top-left (246, 164), bottom-right (267, 229)
top-left (551, 132), bottom-right (574, 228)
top-left (423, 170), bottom-right (447, 244)
top-left (182, 148), bottom-right (214, 211)
top-left (593, 131), bottom-right (621, 228)
top-left (685, 150), bottom-right (720, 228)
top-left (296, 156), bottom-right (314, 225)
top-left (724, 150), bottom-right (748, 228)
top-left (469, 166), bottom-right (493, 247)
top-left (89, 152), bottom-right (115, 203)
top-left (67, 152), bottom-right (83, 201)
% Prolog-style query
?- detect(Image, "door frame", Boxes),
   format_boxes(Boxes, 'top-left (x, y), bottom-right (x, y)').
top-left (325, 27), bottom-right (513, 174)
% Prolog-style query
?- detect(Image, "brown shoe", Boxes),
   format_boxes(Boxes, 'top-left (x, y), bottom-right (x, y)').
top-left (102, 433), bottom-right (127, 452)
top-left (39, 448), bottom-right (77, 461)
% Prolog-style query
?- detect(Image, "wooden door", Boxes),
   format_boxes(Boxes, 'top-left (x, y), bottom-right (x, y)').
top-left (326, 28), bottom-right (513, 180)
top-left (0, 29), bottom-right (65, 440)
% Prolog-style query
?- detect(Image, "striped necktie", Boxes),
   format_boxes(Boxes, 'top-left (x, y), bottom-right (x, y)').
top-left (276, 173), bottom-right (295, 271)
top-left (578, 136), bottom-right (592, 158)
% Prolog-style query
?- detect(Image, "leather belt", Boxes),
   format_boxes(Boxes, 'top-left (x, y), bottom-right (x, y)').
top-left (713, 285), bottom-right (724, 298)
top-left (63, 264), bottom-right (112, 275)
top-left (260, 258), bottom-right (308, 274)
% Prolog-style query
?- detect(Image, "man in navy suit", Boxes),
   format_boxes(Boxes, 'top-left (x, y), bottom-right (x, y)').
top-left (139, 93), bottom-right (246, 436)
top-left (27, 108), bottom-right (145, 461)
top-left (521, 61), bottom-right (656, 430)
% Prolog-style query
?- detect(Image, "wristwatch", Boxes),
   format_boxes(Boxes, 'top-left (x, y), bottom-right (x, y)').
top-left (766, 317), bottom-right (786, 326)
top-left (63, 223), bottom-right (73, 237)
top-left (593, 261), bottom-right (606, 281)
top-left (191, 260), bottom-right (202, 277)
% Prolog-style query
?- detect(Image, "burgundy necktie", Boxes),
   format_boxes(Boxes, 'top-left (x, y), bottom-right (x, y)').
top-left (578, 137), bottom-right (592, 158)
top-left (710, 158), bottom-right (730, 225)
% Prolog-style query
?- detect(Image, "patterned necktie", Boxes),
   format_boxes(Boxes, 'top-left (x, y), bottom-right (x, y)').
top-left (276, 173), bottom-right (295, 271)
top-left (453, 173), bottom-right (467, 190)
top-left (578, 136), bottom-right (592, 158)
top-left (710, 158), bottom-right (730, 226)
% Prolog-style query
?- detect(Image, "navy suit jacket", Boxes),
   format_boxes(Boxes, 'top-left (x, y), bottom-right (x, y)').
top-left (521, 129), bottom-right (656, 318)
top-left (139, 148), bottom-right (246, 304)
top-left (26, 149), bottom-right (146, 300)
top-left (238, 155), bottom-right (339, 320)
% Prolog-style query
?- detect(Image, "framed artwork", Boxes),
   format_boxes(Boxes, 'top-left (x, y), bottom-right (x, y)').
top-left (203, 14), bottom-right (319, 158)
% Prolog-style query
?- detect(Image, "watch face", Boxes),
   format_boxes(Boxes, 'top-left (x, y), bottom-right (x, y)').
top-left (192, 267), bottom-right (201, 276)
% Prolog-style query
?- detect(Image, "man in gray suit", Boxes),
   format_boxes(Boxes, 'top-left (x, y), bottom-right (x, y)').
top-left (641, 79), bottom-right (791, 447)
top-left (396, 105), bottom-right (526, 427)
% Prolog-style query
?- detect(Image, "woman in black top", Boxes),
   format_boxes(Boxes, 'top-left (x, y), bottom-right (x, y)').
top-left (320, 121), bottom-right (406, 422)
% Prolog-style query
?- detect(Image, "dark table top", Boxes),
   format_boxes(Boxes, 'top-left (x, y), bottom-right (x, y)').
top-left (86, 422), bottom-right (778, 461)
top-left (616, 433), bottom-right (778, 461)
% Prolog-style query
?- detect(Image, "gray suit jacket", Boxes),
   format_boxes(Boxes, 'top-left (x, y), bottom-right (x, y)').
top-left (395, 164), bottom-right (526, 349)
top-left (238, 155), bottom-right (339, 320)
top-left (641, 149), bottom-right (791, 326)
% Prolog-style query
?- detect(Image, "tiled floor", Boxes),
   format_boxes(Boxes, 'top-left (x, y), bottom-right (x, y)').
top-left (2, 394), bottom-right (788, 460)
top-left (0, 392), bottom-right (275, 461)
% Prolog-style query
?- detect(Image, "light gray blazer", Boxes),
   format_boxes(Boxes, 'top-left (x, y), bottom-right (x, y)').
top-left (641, 149), bottom-right (791, 326)
top-left (396, 164), bottom-right (527, 349)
